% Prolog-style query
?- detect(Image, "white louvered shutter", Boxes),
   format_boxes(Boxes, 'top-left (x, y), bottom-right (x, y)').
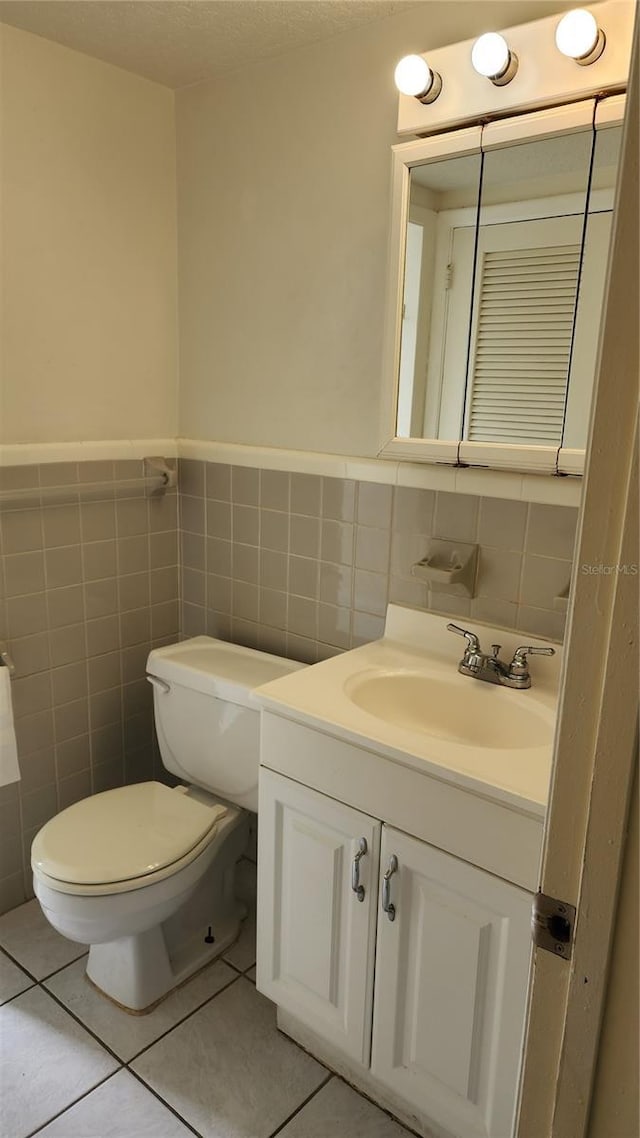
top-left (464, 216), bottom-right (583, 445)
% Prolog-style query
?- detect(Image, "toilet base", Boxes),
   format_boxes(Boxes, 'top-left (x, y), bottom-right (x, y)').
top-left (86, 906), bottom-right (244, 1013)
top-left (84, 806), bottom-right (249, 1012)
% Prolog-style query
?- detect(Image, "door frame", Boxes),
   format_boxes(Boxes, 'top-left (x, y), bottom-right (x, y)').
top-left (516, 22), bottom-right (639, 1138)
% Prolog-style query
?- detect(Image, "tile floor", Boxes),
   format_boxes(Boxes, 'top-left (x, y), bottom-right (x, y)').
top-left (0, 874), bottom-right (413, 1138)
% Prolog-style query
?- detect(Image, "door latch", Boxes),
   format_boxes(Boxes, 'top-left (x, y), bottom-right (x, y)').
top-left (531, 892), bottom-right (576, 960)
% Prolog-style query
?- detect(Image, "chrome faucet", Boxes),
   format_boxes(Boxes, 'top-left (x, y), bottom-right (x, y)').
top-left (446, 623), bottom-right (555, 689)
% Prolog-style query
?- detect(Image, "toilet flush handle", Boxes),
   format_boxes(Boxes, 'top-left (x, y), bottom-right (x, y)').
top-left (147, 674), bottom-right (171, 695)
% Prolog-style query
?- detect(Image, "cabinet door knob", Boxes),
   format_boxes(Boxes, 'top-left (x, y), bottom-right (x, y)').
top-left (382, 855), bottom-right (398, 921)
top-left (351, 837), bottom-right (368, 902)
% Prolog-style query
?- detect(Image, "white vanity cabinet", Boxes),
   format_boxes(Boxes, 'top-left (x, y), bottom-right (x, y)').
top-left (371, 825), bottom-right (532, 1138)
top-left (257, 769), bottom-right (381, 1065)
top-left (257, 764), bottom-right (534, 1138)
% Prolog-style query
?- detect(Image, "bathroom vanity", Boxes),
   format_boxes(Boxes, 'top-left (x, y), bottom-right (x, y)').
top-left (254, 606), bottom-right (561, 1138)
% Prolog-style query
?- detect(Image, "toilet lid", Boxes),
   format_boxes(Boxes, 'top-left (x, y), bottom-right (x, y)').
top-left (31, 782), bottom-right (227, 887)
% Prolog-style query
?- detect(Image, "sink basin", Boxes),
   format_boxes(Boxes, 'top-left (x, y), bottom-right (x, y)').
top-left (344, 670), bottom-right (553, 750)
top-left (254, 605), bottom-right (562, 810)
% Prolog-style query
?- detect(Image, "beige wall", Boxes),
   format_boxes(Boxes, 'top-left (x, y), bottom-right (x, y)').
top-left (175, 1), bottom-right (573, 457)
top-left (0, 24), bottom-right (178, 444)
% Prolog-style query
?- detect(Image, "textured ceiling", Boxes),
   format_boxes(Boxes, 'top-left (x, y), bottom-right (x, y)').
top-left (0, 0), bottom-right (419, 88)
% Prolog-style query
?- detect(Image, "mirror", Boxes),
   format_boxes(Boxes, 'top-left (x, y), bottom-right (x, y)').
top-left (462, 128), bottom-right (593, 449)
top-left (385, 99), bottom-right (625, 473)
top-left (397, 152), bottom-right (482, 440)
top-left (561, 121), bottom-right (623, 456)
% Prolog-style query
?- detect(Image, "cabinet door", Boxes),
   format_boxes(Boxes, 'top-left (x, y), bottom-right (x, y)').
top-left (372, 826), bottom-right (532, 1138)
top-left (257, 768), bottom-right (381, 1065)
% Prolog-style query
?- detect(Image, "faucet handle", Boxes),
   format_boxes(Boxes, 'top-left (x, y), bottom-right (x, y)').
top-left (446, 623), bottom-right (481, 654)
top-left (509, 645), bottom-right (555, 675)
top-left (513, 645), bottom-right (556, 661)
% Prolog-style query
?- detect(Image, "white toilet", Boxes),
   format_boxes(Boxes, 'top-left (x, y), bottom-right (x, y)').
top-left (31, 636), bottom-right (304, 1012)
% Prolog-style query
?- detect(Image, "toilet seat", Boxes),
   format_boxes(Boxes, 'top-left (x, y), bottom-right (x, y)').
top-left (31, 782), bottom-right (227, 897)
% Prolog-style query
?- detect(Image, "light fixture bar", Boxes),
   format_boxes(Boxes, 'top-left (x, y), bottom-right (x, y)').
top-left (395, 0), bottom-right (631, 138)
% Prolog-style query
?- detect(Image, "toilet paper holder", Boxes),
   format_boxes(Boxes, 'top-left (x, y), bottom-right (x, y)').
top-left (0, 643), bottom-right (15, 676)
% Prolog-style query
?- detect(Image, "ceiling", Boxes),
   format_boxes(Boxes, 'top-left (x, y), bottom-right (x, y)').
top-left (0, 0), bottom-right (420, 89)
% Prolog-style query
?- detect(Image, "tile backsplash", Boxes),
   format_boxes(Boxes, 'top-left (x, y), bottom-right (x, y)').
top-left (178, 460), bottom-right (578, 662)
top-left (0, 460), bottom-right (178, 912)
top-left (0, 453), bottom-right (578, 915)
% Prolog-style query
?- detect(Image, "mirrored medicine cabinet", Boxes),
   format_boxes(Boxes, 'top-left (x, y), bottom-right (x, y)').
top-left (380, 95), bottom-right (625, 475)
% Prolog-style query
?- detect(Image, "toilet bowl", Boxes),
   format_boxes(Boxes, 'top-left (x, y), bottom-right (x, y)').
top-left (31, 638), bottom-right (305, 1012)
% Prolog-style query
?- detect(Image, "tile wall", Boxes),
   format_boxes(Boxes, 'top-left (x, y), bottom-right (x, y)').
top-left (0, 454), bottom-right (578, 916)
top-left (0, 460), bottom-right (178, 912)
top-left (178, 460), bottom-right (578, 663)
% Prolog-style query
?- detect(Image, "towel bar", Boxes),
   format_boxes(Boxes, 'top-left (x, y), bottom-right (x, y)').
top-left (0, 644), bottom-right (15, 676)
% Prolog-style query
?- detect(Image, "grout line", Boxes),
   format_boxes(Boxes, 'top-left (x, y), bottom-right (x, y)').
top-left (219, 957), bottom-right (245, 976)
top-left (25, 1070), bottom-right (122, 1138)
top-left (126, 1067), bottom-right (204, 1137)
top-left (348, 484), bottom-right (358, 648)
top-left (125, 970), bottom-right (242, 1064)
top-left (267, 1071), bottom-right (333, 1138)
top-left (38, 957), bottom-right (243, 1072)
top-left (312, 488), bottom-right (322, 655)
top-left (77, 497), bottom-right (96, 796)
top-left (516, 502), bottom-right (532, 626)
top-left (257, 477), bottom-right (263, 636)
top-left (0, 983), bottom-right (36, 1008)
top-left (0, 942), bottom-right (41, 985)
top-left (229, 474), bottom-right (237, 636)
top-left (39, 950), bottom-right (89, 983)
top-left (41, 984), bottom-right (125, 1064)
top-left (283, 476), bottom-right (291, 655)
top-left (177, 462), bottom-right (185, 640)
top-left (26, 502), bottom-right (53, 891)
top-left (113, 487), bottom-right (127, 786)
top-left (330, 1072), bottom-right (423, 1138)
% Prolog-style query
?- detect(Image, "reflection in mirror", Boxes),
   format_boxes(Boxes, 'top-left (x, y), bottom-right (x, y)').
top-left (462, 130), bottom-right (593, 447)
top-left (562, 123), bottom-right (623, 451)
top-left (396, 152), bottom-right (482, 440)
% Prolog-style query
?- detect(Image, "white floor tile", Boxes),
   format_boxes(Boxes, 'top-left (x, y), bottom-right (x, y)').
top-left (0, 986), bottom-right (118, 1138)
top-left (222, 909), bottom-right (256, 971)
top-left (132, 977), bottom-right (326, 1138)
top-left (278, 1076), bottom-right (412, 1137)
top-left (0, 950), bottom-right (34, 1004)
top-left (36, 1070), bottom-right (194, 1137)
top-left (45, 956), bottom-right (238, 1061)
top-left (0, 899), bottom-right (86, 979)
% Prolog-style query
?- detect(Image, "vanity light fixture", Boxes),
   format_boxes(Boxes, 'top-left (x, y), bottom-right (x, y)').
top-left (471, 32), bottom-right (518, 85)
top-left (394, 54), bottom-right (442, 103)
top-left (555, 8), bottom-right (606, 65)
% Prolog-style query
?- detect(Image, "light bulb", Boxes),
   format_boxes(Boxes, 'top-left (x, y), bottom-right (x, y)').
top-left (394, 55), bottom-right (432, 97)
top-left (555, 9), bottom-right (605, 63)
top-left (394, 55), bottom-right (442, 103)
top-left (471, 32), bottom-right (518, 85)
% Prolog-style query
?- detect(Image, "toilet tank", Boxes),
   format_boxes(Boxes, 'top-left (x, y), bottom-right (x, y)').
top-left (147, 637), bottom-right (306, 811)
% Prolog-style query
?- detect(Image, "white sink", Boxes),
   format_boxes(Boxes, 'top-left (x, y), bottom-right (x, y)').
top-left (253, 605), bottom-right (562, 812)
top-left (344, 669), bottom-right (553, 750)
